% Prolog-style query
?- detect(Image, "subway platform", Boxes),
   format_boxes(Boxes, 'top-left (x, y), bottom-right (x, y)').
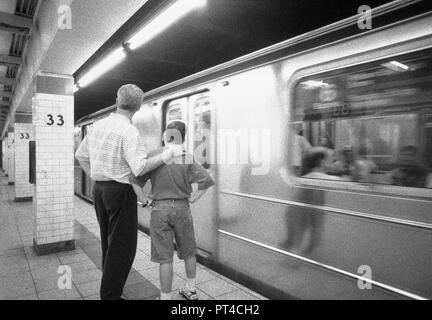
top-left (0, 173), bottom-right (266, 301)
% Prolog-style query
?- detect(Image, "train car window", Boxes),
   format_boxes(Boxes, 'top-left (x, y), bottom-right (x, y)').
top-left (166, 99), bottom-right (187, 124)
top-left (74, 128), bottom-right (82, 167)
top-left (165, 98), bottom-right (188, 146)
top-left (82, 123), bottom-right (93, 137)
top-left (191, 96), bottom-right (212, 169)
top-left (292, 49), bottom-right (432, 189)
top-left (167, 104), bottom-right (183, 121)
top-left (164, 94), bottom-right (213, 167)
top-left (82, 123), bottom-right (94, 198)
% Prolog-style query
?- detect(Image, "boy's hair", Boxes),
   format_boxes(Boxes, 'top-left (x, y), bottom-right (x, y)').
top-left (165, 120), bottom-right (186, 144)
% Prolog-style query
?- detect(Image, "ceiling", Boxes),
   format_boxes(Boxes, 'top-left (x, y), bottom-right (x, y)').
top-left (1, 0), bottom-right (427, 128)
top-left (18, 0), bottom-right (149, 114)
top-left (73, 0), bottom-right (400, 121)
top-left (0, 0), bottom-right (38, 130)
top-left (0, 0), bottom-right (149, 135)
top-left (39, 0), bottom-right (149, 76)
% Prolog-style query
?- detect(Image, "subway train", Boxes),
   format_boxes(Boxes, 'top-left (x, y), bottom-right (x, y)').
top-left (75, 3), bottom-right (432, 299)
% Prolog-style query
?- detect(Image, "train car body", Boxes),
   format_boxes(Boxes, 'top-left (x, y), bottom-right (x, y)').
top-left (75, 4), bottom-right (432, 300)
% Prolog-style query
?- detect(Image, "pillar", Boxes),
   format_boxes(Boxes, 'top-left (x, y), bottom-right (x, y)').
top-left (0, 138), bottom-right (3, 170)
top-left (1, 138), bottom-right (6, 173)
top-left (32, 73), bottom-right (75, 255)
top-left (14, 114), bottom-right (34, 202)
top-left (7, 128), bottom-right (15, 185)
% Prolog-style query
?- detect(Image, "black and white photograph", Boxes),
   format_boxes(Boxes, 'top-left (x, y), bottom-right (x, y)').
top-left (0, 0), bottom-right (431, 309)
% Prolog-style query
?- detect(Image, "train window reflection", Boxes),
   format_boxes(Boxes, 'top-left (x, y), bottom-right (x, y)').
top-left (193, 97), bottom-right (212, 169)
top-left (293, 49), bottom-right (432, 189)
top-left (74, 128), bottom-right (81, 167)
top-left (166, 103), bottom-right (183, 123)
top-left (166, 98), bottom-right (189, 147)
top-left (82, 123), bottom-right (92, 136)
top-left (82, 123), bottom-right (95, 198)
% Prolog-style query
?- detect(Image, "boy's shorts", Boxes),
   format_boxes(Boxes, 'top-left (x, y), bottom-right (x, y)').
top-left (150, 199), bottom-right (197, 264)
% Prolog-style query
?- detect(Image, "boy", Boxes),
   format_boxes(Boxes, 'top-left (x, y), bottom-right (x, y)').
top-left (130, 120), bottom-right (215, 300)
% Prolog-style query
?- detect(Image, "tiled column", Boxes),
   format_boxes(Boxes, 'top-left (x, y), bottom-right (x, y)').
top-left (14, 120), bottom-right (34, 202)
top-left (1, 138), bottom-right (7, 174)
top-left (7, 129), bottom-right (15, 185)
top-left (0, 139), bottom-right (3, 170)
top-left (6, 135), bottom-right (10, 176)
top-left (32, 74), bottom-right (75, 255)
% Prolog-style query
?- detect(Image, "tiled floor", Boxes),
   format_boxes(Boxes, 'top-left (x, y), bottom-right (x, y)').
top-left (0, 173), bottom-right (266, 300)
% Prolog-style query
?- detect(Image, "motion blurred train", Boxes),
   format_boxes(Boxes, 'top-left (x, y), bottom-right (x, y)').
top-left (75, 1), bottom-right (432, 299)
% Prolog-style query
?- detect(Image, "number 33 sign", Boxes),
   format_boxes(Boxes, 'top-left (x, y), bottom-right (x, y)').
top-left (46, 114), bottom-right (65, 127)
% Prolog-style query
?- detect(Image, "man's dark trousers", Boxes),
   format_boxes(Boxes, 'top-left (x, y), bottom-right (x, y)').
top-left (93, 181), bottom-right (138, 300)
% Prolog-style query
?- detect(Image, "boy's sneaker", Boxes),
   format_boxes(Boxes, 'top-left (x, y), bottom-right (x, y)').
top-left (179, 288), bottom-right (199, 300)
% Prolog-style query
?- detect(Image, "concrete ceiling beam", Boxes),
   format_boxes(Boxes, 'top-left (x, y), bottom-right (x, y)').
top-left (0, 12), bottom-right (33, 31)
top-left (0, 77), bottom-right (15, 86)
top-left (0, 91), bottom-right (13, 98)
top-left (0, 54), bottom-right (22, 65)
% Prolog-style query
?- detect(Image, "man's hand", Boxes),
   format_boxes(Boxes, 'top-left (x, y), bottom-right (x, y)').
top-left (170, 144), bottom-right (184, 157)
top-left (161, 144), bottom-right (184, 163)
top-left (145, 199), bottom-right (154, 208)
top-left (130, 180), bottom-right (150, 206)
top-left (139, 145), bottom-right (183, 176)
top-left (137, 195), bottom-right (148, 205)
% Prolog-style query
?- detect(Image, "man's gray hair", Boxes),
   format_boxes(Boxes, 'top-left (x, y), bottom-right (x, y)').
top-left (117, 84), bottom-right (144, 111)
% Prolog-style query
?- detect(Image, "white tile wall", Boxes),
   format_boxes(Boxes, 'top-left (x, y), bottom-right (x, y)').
top-left (14, 123), bottom-right (34, 200)
top-left (7, 133), bottom-right (15, 184)
top-left (32, 93), bottom-right (75, 245)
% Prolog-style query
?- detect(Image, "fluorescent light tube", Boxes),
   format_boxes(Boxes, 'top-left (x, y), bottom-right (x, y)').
top-left (127, 0), bottom-right (207, 50)
top-left (78, 48), bottom-right (127, 87)
top-left (389, 61), bottom-right (409, 70)
top-left (301, 80), bottom-right (328, 88)
top-left (381, 60), bottom-right (410, 72)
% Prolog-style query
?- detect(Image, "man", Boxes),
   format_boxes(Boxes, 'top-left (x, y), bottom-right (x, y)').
top-left (75, 84), bottom-right (181, 300)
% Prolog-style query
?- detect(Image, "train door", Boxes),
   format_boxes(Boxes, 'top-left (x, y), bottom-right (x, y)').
top-left (187, 93), bottom-right (218, 257)
top-left (74, 127), bottom-right (83, 195)
top-left (82, 123), bottom-right (94, 199)
top-left (164, 93), bottom-right (218, 257)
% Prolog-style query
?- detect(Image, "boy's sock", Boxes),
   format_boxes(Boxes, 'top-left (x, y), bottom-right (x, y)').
top-left (185, 277), bottom-right (196, 291)
top-left (160, 292), bottom-right (172, 300)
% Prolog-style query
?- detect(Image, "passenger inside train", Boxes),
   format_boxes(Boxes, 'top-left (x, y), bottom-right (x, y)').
top-left (301, 147), bottom-right (342, 181)
top-left (295, 135), bottom-right (431, 187)
top-left (292, 49), bottom-right (432, 189)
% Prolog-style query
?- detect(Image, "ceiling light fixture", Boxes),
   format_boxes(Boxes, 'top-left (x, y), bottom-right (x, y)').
top-left (381, 60), bottom-right (410, 72)
top-left (126, 0), bottom-right (207, 50)
top-left (389, 60), bottom-right (409, 70)
top-left (77, 47), bottom-right (127, 88)
top-left (301, 80), bottom-right (329, 88)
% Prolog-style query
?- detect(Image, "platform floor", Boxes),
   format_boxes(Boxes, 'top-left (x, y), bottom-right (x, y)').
top-left (0, 173), bottom-right (266, 300)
